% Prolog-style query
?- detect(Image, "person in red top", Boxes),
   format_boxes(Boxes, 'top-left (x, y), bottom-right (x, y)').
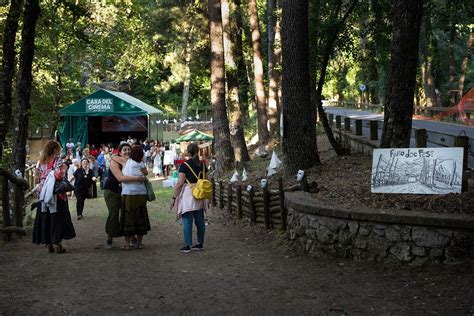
top-left (89, 144), bottom-right (98, 157)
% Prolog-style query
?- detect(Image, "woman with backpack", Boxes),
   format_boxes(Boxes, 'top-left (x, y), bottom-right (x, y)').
top-left (169, 143), bottom-right (208, 253)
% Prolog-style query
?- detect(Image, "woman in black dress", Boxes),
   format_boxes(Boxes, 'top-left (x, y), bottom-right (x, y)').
top-left (71, 158), bottom-right (96, 220)
top-left (32, 140), bottom-right (76, 253)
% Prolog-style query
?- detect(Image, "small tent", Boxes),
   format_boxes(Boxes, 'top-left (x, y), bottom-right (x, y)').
top-left (172, 129), bottom-right (214, 161)
top-left (58, 89), bottom-right (162, 148)
top-left (171, 129), bottom-right (214, 143)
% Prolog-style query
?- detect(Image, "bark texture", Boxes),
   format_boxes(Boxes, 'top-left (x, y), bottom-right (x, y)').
top-left (234, 0), bottom-right (250, 123)
top-left (247, 0), bottom-right (270, 146)
top-left (267, 0), bottom-right (281, 136)
top-left (11, 0), bottom-right (40, 174)
top-left (208, 0), bottom-right (234, 172)
top-left (221, 0), bottom-right (250, 163)
top-left (380, 0), bottom-right (423, 148)
top-left (0, 0), bottom-right (24, 158)
top-left (281, 0), bottom-right (319, 173)
top-left (458, 27), bottom-right (473, 96)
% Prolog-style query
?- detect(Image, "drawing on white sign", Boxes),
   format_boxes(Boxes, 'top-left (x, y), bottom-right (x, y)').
top-left (371, 147), bottom-right (463, 194)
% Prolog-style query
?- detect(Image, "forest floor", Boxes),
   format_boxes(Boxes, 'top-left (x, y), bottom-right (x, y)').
top-left (1, 135), bottom-right (474, 314)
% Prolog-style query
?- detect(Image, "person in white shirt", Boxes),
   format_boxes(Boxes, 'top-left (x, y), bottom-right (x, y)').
top-left (66, 138), bottom-right (75, 156)
top-left (119, 145), bottom-right (150, 249)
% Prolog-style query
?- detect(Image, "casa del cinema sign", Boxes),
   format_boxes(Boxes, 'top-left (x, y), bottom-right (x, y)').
top-left (85, 98), bottom-right (114, 112)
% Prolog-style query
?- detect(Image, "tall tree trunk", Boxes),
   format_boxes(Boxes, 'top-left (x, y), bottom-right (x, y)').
top-left (0, 0), bottom-right (24, 158)
top-left (380, 0), bottom-right (423, 148)
top-left (50, 60), bottom-right (63, 139)
top-left (458, 27), bottom-right (473, 96)
top-left (221, 0), bottom-right (250, 164)
top-left (181, 46), bottom-right (192, 121)
top-left (281, 0), bottom-right (319, 173)
top-left (422, 45), bottom-right (438, 108)
top-left (247, 0), bottom-right (270, 146)
top-left (274, 12), bottom-right (282, 119)
top-left (267, 0), bottom-right (280, 136)
top-left (448, 15), bottom-right (457, 105)
top-left (11, 0), bottom-right (40, 226)
top-left (208, 0), bottom-right (234, 173)
top-left (234, 0), bottom-right (250, 124)
top-left (310, 0), bottom-right (357, 156)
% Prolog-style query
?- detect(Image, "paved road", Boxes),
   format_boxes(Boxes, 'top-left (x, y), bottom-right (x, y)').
top-left (323, 107), bottom-right (474, 168)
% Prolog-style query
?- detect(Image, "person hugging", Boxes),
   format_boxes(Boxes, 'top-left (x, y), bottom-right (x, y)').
top-left (120, 145), bottom-right (150, 249)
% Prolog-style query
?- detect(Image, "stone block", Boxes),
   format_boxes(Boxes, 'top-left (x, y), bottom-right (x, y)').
top-left (348, 221), bottom-right (359, 234)
top-left (411, 246), bottom-right (427, 257)
top-left (400, 226), bottom-right (412, 241)
top-left (410, 256), bottom-right (429, 266)
top-left (373, 227), bottom-right (385, 237)
top-left (317, 226), bottom-right (335, 244)
top-left (338, 230), bottom-right (353, 246)
top-left (367, 235), bottom-right (390, 257)
top-left (436, 229), bottom-right (453, 238)
top-left (320, 217), bottom-right (347, 232)
top-left (305, 229), bottom-right (317, 240)
top-left (305, 239), bottom-right (314, 253)
top-left (354, 237), bottom-right (367, 249)
top-left (412, 227), bottom-right (450, 248)
top-left (299, 216), bottom-right (310, 227)
top-left (295, 227), bottom-right (306, 237)
top-left (385, 227), bottom-right (401, 242)
top-left (429, 248), bottom-right (444, 258)
top-left (389, 243), bottom-right (412, 262)
top-left (359, 224), bottom-right (371, 236)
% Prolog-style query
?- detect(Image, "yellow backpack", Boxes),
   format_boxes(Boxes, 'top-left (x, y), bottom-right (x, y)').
top-left (184, 162), bottom-right (213, 200)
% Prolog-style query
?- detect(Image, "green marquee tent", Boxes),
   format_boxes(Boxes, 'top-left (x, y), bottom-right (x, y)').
top-left (171, 129), bottom-right (214, 143)
top-left (58, 89), bottom-right (162, 148)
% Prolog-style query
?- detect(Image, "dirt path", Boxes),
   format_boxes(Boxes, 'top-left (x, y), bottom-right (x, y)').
top-left (0, 188), bottom-right (473, 314)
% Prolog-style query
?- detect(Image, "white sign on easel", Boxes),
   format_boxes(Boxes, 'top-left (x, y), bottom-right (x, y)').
top-left (371, 147), bottom-right (464, 194)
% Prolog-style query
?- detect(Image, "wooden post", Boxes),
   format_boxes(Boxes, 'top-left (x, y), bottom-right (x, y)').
top-left (227, 183), bottom-right (232, 213)
top-left (344, 117), bottom-right (351, 132)
top-left (278, 178), bottom-right (287, 230)
top-left (211, 178), bottom-right (216, 206)
top-left (415, 129), bottom-right (427, 148)
top-left (369, 121), bottom-right (378, 140)
top-left (13, 185), bottom-right (24, 227)
top-left (355, 119), bottom-right (362, 136)
top-left (1, 176), bottom-right (11, 241)
top-left (335, 116), bottom-right (341, 129)
top-left (328, 113), bottom-right (334, 127)
top-left (263, 185), bottom-right (270, 229)
top-left (219, 180), bottom-right (224, 209)
top-left (249, 188), bottom-right (256, 223)
top-left (236, 185), bottom-right (242, 219)
top-left (455, 135), bottom-right (469, 192)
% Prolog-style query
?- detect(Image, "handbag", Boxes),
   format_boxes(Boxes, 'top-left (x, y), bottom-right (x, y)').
top-left (54, 179), bottom-right (74, 194)
top-left (184, 162), bottom-right (212, 200)
top-left (144, 178), bottom-right (156, 202)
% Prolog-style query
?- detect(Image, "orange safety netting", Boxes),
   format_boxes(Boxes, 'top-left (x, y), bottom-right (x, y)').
top-left (434, 87), bottom-right (474, 125)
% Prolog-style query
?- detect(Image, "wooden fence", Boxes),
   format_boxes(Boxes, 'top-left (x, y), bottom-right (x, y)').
top-left (211, 178), bottom-right (287, 230)
top-left (0, 168), bottom-right (30, 240)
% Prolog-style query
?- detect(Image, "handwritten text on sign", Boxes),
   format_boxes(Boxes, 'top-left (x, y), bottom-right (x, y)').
top-left (371, 147), bottom-right (464, 194)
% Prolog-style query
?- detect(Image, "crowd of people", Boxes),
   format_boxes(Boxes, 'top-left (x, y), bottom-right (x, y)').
top-left (32, 139), bottom-right (208, 254)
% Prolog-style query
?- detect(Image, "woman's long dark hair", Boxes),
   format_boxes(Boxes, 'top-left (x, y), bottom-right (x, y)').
top-left (187, 143), bottom-right (199, 164)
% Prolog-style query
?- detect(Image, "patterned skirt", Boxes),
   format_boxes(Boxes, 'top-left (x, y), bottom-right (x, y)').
top-left (120, 195), bottom-right (150, 236)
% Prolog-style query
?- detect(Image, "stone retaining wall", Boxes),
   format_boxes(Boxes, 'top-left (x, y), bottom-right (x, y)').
top-left (286, 192), bottom-right (474, 265)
